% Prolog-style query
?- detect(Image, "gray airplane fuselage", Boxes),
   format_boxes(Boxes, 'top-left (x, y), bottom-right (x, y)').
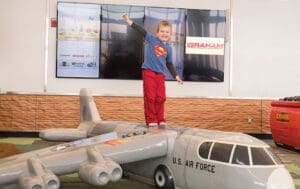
top-left (123, 127), bottom-right (294, 189)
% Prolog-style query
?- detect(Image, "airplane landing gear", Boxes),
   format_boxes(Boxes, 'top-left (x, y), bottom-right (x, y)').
top-left (154, 165), bottom-right (174, 189)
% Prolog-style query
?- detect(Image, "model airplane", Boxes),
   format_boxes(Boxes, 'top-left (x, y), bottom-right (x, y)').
top-left (0, 89), bottom-right (295, 189)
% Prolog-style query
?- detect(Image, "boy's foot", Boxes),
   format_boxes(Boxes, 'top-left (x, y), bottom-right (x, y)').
top-left (158, 122), bottom-right (167, 129)
top-left (159, 122), bottom-right (167, 127)
top-left (148, 123), bottom-right (158, 128)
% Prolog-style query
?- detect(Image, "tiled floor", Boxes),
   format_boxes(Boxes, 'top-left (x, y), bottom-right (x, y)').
top-left (0, 137), bottom-right (299, 189)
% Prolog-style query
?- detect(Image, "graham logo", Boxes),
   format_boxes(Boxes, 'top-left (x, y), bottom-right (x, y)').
top-left (154, 45), bottom-right (167, 58)
top-left (276, 112), bottom-right (289, 122)
top-left (187, 42), bottom-right (224, 49)
top-left (185, 36), bottom-right (225, 55)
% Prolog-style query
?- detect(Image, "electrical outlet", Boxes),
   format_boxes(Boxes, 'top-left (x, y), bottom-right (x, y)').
top-left (247, 117), bottom-right (253, 123)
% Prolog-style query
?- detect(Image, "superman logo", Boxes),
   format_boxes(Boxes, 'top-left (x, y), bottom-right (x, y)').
top-left (154, 45), bottom-right (167, 58)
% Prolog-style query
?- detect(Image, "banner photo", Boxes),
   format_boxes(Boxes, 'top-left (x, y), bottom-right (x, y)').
top-left (56, 3), bottom-right (226, 81)
top-left (56, 3), bottom-right (101, 78)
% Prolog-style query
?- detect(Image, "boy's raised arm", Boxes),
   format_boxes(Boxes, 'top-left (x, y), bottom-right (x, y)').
top-left (122, 13), bottom-right (146, 37)
top-left (123, 13), bottom-right (133, 26)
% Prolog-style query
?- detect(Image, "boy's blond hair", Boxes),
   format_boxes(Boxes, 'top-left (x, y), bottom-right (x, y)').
top-left (156, 21), bottom-right (172, 33)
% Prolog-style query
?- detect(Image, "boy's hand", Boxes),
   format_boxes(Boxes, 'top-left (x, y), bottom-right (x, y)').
top-left (175, 75), bottom-right (183, 85)
top-left (123, 13), bottom-right (133, 26)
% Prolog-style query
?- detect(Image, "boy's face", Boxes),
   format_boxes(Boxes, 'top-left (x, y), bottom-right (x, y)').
top-left (156, 26), bottom-right (172, 43)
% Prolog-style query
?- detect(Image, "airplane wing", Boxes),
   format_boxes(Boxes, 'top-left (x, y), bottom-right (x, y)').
top-left (0, 129), bottom-right (177, 189)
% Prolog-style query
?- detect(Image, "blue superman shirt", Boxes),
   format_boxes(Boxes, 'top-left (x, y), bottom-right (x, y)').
top-left (142, 33), bottom-right (173, 74)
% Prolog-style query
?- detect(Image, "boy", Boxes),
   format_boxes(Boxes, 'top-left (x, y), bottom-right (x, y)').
top-left (123, 13), bottom-right (183, 127)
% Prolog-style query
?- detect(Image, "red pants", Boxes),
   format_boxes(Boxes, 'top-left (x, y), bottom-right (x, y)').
top-left (142, 69), bottom-right (166, 124)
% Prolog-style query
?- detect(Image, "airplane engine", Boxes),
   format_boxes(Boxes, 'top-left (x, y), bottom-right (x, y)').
top-left (18, 175), bottom-right (44, 189)
top-left (104, 159), bottom-right (123, 182)
top-left (18, 171), bottom-right (60, 189)
top-left (42, 171), bottom-right (60, 189)
top-left (79, 162), bottom-right (110, 186)
top-left (78, 160), bottom-right (122, 186)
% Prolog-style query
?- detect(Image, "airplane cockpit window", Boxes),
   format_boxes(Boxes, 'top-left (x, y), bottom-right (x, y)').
top-left (266, 147), bottom-right (283, 165)
top-left (251, 147), bottom-right (275, 165)
top-left (210, 142), bottom-right (233, 163)
top-left (198, 141), bottom-right (212, 159)
top-left (232, 145), bottom-right (250, 166)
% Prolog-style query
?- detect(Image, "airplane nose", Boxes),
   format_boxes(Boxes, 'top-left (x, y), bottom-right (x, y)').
top-left (267, 167), bottom-right (295, 189)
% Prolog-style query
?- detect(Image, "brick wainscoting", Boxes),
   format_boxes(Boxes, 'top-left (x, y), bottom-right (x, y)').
top-left (0, 94), bottom-right (272, 133)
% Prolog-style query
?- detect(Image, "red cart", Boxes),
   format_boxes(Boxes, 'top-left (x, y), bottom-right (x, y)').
top-left (270, 97), bottom-right (300, 150)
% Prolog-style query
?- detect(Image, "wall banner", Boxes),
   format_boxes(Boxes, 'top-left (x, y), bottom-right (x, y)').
top-left (185, 37), bottom-right (225, 55)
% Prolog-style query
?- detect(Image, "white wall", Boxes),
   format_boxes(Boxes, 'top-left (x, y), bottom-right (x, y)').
top-left (1, 0), bottom-right (300, 98)
top-left (231, 0), bottom-right (300, 98)
top-left (0, 0), bottom-right (46, 93)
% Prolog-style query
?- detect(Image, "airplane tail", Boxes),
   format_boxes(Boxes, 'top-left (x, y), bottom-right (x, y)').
top-left (39, 88), bottom-right (147, 141)
top-left (39, 88), bottom-right (101, 141)
top-left (79, 88), bottom-right (101, 123)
